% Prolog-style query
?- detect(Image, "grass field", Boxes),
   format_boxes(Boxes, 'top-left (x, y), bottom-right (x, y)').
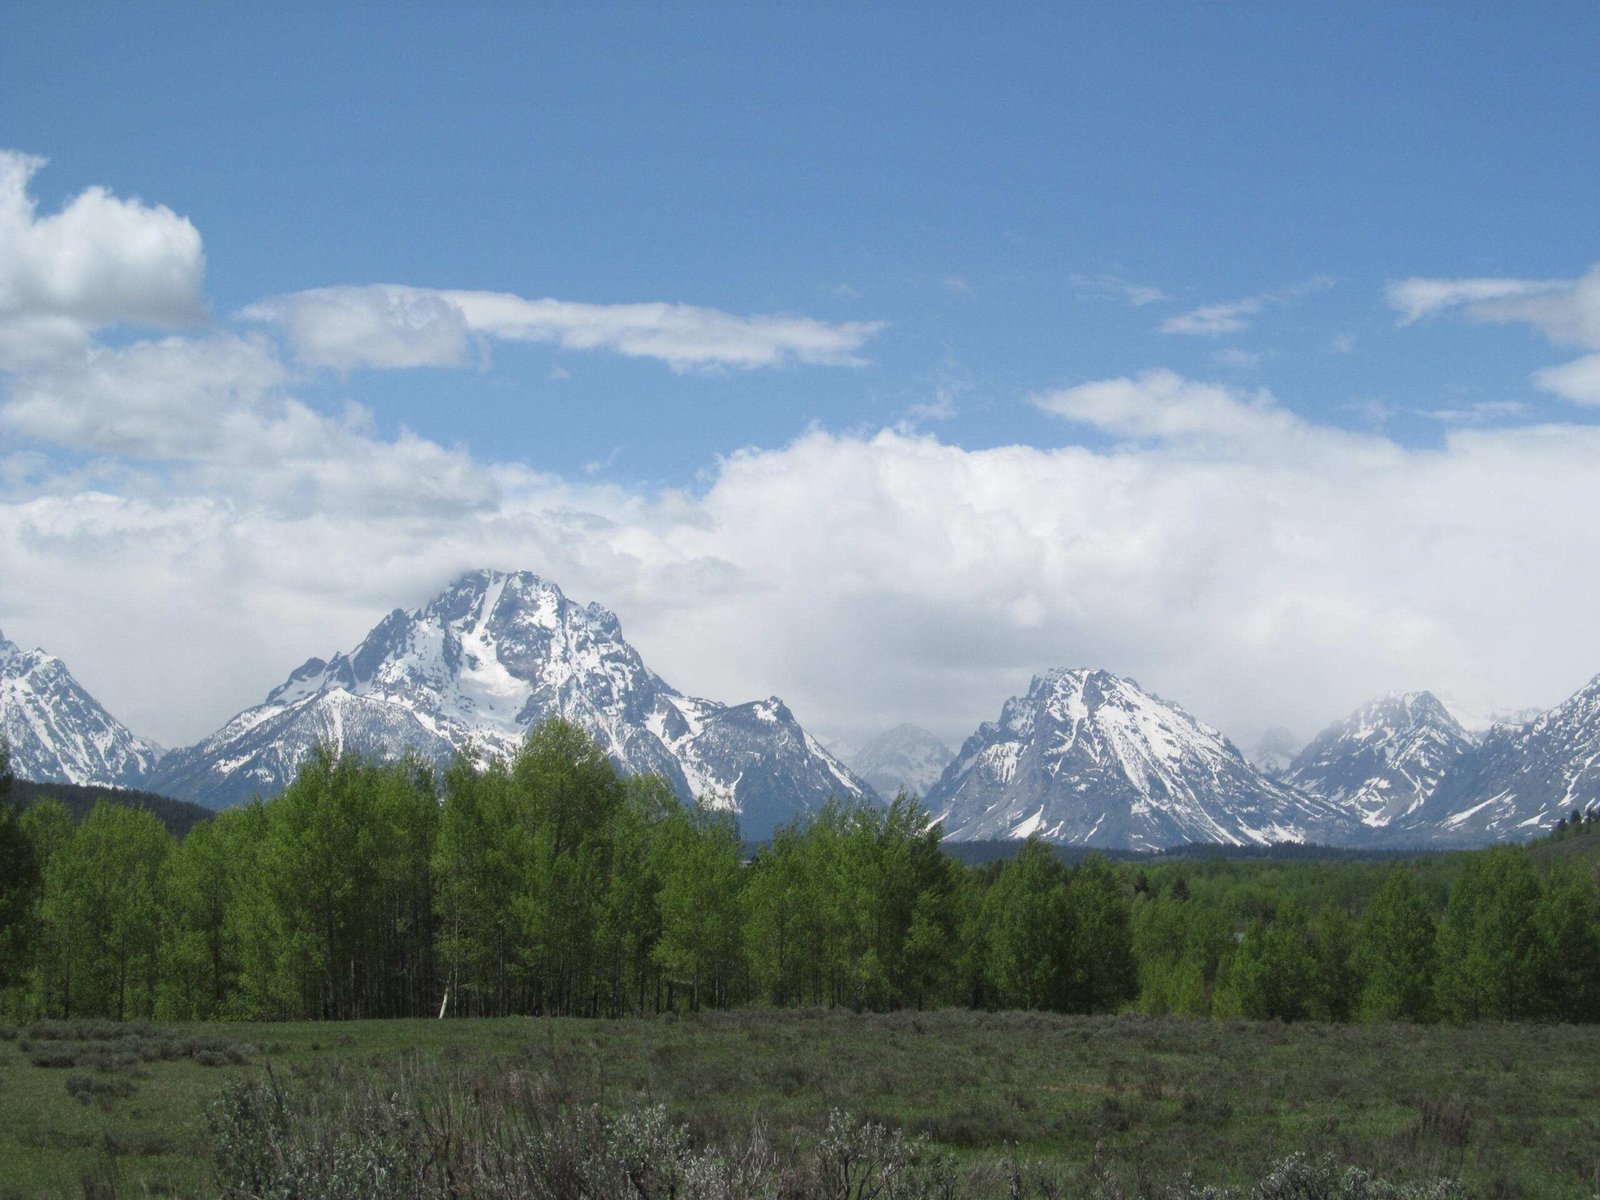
top-left (1, 1010), bottom-right (1597, 1198)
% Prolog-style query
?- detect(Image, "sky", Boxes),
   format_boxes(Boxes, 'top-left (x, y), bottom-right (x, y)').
top-left (2, 2), bottom-right (1599, 757)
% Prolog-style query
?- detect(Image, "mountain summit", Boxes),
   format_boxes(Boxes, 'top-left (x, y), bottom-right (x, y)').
top-left (0, 628), bottom-right (163, 788)
top-left (1285, 691), bottom-right (1474, 830)
top-left (924, 667), bottom-right (1355, 849)
top-left (845, 724), bottom-right (954, 799)
top-left (149, 570), bottom-right (869, 835)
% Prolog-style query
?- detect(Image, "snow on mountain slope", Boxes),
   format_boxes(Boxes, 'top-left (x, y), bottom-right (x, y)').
top-left (924, 668), bottom-right (1357, 850)
top-left (0, 628), bottom-right (162, 788)
top-left (845, 724), bottom-right (953, 800)
top-left (1285, 692), bottom-right (1474, 829)
top-left (1395, 672), bottom-right (1600, 845)
top-left (148, 570), bottom-right (871, 836)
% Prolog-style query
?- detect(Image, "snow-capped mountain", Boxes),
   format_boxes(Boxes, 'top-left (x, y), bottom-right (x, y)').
top-left (845, 725), bottom-right (954, 800)
top-left (923, 667), bottom-right (1356, 850)
top-left (148, 570), bottom-right (869, 837)
top-left (1396, 672), bottom-right (1600, 845)
top-left (1248, 727), bottom-right (1303, 779)
top-left (1284, 692), bottom-right (1474, 830)
top-left (0, 628), bottom-right (163, 788)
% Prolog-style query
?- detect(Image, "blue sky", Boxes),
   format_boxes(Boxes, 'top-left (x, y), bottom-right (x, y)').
top-left (3, 3), bottom-right (1599, 753)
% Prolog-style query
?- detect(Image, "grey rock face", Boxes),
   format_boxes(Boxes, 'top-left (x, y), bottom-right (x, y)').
top-left (924, 667), bottom-right (1357, 850)
top-left (1395, 673), bottom-right (1600, 845)
top-left (148, 570), bottom-right (870, 838)
top-left (1285, 692), bottom-right (1474, 831)
top-left (846, 725), bottom-right (954, 800)
top-left (0, 629), bottom-right (162, 788)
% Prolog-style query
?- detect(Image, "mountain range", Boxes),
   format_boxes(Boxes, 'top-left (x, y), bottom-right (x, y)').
top-left (4, 571), bottom-right (1600, 849)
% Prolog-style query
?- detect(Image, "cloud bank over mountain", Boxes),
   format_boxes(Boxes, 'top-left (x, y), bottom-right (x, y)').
top-left (4, 152), bottom-right (1600, 756)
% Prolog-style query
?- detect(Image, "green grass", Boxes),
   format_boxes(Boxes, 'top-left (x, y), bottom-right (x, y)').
top-left (1, 1011), bottom-right (1597, 1198)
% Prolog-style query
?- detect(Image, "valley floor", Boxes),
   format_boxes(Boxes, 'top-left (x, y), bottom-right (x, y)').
top-left (0, 1009), bottom-right (1596, 1198)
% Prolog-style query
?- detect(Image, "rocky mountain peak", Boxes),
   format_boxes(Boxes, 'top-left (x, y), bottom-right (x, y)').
top-left (1285, 690), bottom-right (1474, 830)
top-left (845, 724), bottom-right (954, 800)
top-left (0, 631), bottom-right (162, 788)
top-left (926, 666), bottom-right (1352, 850)
top-left (147, 569), bottom-right (870, 837)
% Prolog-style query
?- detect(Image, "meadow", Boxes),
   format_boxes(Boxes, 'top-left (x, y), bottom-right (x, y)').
top-left (2, 1009), bottom-right (1597, 1198)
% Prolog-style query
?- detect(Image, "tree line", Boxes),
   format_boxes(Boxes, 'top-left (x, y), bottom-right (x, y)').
top-left (0, 725), bottom-right (1597, 1024)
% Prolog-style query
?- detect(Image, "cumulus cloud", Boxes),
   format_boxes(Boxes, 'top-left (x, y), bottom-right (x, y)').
top-left (242, 285), bottom-right (473, 371)
top-left (1033, 369), bottom-right (1346, 458)
top-left (1389, 264), bottom-right (1600, 406)
top-left (7, 365), bottom-right (1600, 758)
top-left (0, 151), bottom-right (204, 347)
top-left (0, 331), bottom-right (495, 519)
top-left (247, 283), bottom-right (884, 373)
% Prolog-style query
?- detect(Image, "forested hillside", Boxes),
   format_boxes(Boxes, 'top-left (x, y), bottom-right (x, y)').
top-left (0, 726), bottom-right (1597, 1025)
top-left (11, 779), bottom-right (213, 838)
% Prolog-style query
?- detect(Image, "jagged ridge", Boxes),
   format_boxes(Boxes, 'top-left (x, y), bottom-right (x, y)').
top-left (925, 667), bottom-right (1357, 850)
top-left (1285, 691), bottom-right (1474, 830)
top-left (148, 570), bottom-right (871, 838)
top-left (0, 628), bottom-right (162, 789)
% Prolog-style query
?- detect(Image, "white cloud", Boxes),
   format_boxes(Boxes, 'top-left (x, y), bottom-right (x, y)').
top-left (1033, 369), bottom-right (1336, 456)
top-left (242, 285), bottom-right (472, 371)
top-left (3, 334), bottom-right (287, 458)
top-left (248, 284), bottom-right (885, 373)
top-left (1, 331), bottom-right (495, 520)
top-left (1160, 298), bottom-right (1262, 336)
top-left (1386, 275), bottom-right (1561, 327)
top-left (0, 151), bottom-right (204, 349)
top-left (9, 366), bottom-right (1599, 759)
top-left (1208, 347), bottom-right (1264, 371)
top-left (1161, 276), bottom-right (1334, 337)
top-left (1389, 264), bottom-right (1600, 405)
top-left (1426, 400), bottom-right (1532, 425)
top-left (444, 289), bottom-right (884, 371)
top-left (1534, 353), bottom-right (1600, 405)
top-left (1069, 273), bottom-right (1170, 306)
